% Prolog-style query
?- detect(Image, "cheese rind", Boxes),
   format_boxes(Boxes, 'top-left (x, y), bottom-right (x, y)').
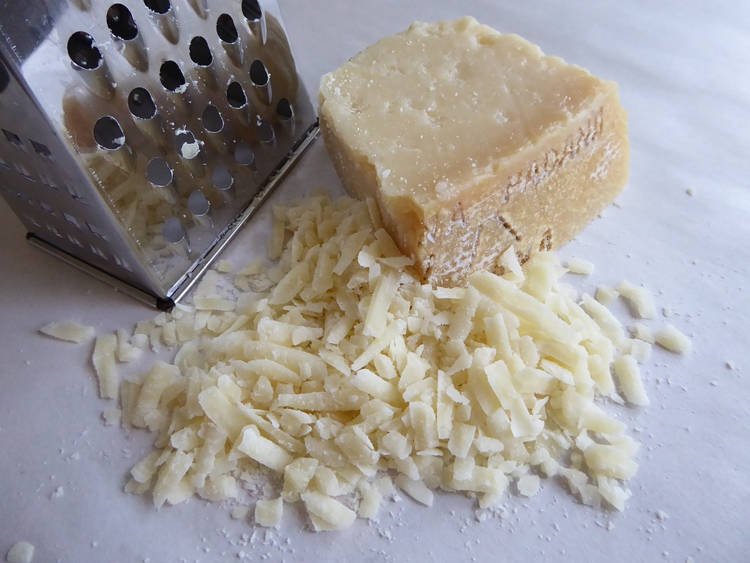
top-left (319, 17), bottom-right (629, 285)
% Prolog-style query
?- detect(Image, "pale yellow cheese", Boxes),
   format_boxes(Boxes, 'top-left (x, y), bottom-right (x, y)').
top-left (107, 195), bottom-right (664, 529)
top-left (655, 324), bottom-right (692, 354)
top-left (255, 498), bottom-right (283, 528)
top-left (39, 321), bottom-right (95, 343)
top-left (6, 541), bottom-right (35, 563)
top-left (92, 334), bottom-right (118, 400)
top-left (319, 17), bottom-right (629, 285)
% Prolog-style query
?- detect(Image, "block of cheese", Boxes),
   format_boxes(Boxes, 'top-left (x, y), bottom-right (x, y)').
top-left (319, 17), bottom-right (629, 286)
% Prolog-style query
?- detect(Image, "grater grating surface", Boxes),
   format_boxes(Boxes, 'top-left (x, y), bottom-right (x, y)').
top-left (0, 0), bottom-right (318, 309)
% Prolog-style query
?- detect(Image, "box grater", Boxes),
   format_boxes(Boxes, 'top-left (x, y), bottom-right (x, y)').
top-left (0, 0), bottom-right (318, 309)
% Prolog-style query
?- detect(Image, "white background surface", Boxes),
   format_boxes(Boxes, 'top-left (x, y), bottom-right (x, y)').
top-left (2, 1), bottom-right (749, 562)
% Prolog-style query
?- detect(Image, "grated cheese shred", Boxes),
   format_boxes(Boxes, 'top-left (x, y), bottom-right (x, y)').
top-left (83, 195), bottom-right (692, 531)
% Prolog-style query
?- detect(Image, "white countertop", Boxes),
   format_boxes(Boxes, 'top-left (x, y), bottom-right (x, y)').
top-left (1, 1), bottom-right (748, 561)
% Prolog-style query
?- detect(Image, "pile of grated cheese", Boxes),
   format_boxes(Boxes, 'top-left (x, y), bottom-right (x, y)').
top-left (82, 194), bottom-right (690, 531)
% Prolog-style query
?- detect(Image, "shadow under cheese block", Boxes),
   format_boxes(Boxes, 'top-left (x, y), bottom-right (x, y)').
top-left (319, 17), bottom-right (629, 286)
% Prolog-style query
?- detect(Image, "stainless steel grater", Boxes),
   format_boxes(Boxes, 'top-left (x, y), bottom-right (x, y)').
top-left (0, 0), bottom-right (318, 309)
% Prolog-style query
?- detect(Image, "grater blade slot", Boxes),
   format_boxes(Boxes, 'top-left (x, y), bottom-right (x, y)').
top-left (201, 103), bottom-right (228, 153)
top-left (128, 87), bottom-right (165, 147)
top-left (107, 4), bottom-right (148, 72)
top-left (249, 59), bottom-right (272, 105)
top-left (189, 36), bottom-right (217, 91)
top-left (216, 13), bottom-right (243, 67)
top-left (146, 157), bottom-right (177, 203)
top-left (211, 164), bottom-right (235, 203)
top-left (226, 81), bottom-right (253, 127)
top-left (242, 0), bottom-right (268, 45)
top-left (67, 32), bottom-right (114, 99)
top-left (188, 0), bottom-right (209, 19)
top-left (144, 0), bottom-right (179, 44)
top-left (93, 116), bottom-right (135, 171)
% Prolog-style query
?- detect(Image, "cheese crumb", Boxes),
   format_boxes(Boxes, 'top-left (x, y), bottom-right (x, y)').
top-left (101, 407), bottom-right (122, 426)
top-left (230, 506), bottom-right (249, 520)
top-left (39, 322), bottom-right (94, 343)
top-left (518, 475), bottom-right (540, 497)
top-left (395, 475), bottom-right (434, 507)
top-left (6, 541), bottom-right (35, 563)
top-left (655, 324), bottom-right (692, 354)
top-left (302, 491), bottom-right (356, 531)
top-left (565, 258), bottom-right (594, 276)
top-left (215, 260), bottom-right (233, 273)
top-left (613, 355), bottom-right (649, 406)
top-left (616, 281), bottom-right (657, 319)
top-left (255, 498), bottom-right (283, 528)
top-left (595, 286), bottom-right (617, 305)
top-left (92, 334), bottom-right (118, 400)
top-left (629, 323), bottom-right (654, 343)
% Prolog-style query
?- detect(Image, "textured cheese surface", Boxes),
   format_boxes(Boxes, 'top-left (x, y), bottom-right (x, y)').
top-left (319, 17), bottom-right (629, 285)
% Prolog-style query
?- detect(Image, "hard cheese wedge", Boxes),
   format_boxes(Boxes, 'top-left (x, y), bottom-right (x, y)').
top-left (319, 17), bottom-right (629, 286)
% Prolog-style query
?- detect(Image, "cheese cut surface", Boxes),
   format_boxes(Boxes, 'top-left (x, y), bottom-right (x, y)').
top-left (319, 17), bottom-right (629, 285)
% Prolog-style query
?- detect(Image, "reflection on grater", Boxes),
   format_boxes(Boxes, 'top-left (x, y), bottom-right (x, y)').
top-left (0, 0), bottom-right (318, 309)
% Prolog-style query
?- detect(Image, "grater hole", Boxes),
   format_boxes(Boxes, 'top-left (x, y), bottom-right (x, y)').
top-left (211, 165), bottom-right (233, 191)
top-left (202, 104), bottom-right (224, 133)
top-left (250, 59), bottom-right (270, 87)
top-left (14, 162), bottom-right (33, 180)
top-left (0, 154), bottom-right (8, 169)
top-left (113, 254), bottom-right (133, 271)
top-left (67, 234), bottom-right (84, 248)
top-left (67, 31), bottom-right (103, 70)
top-left (0, 60), bottom-right (9, 94)
top-left (189, 36), bottom-right (213, 66)
top-left (175, 130), bottom-right (201, 159)
top-left (128, 87), bottom-right (157, 119)
top-left (107, 4), bottom-right (138, 40)
top-left (159, 60), bottom-right (186, 92)
top-left (25, 215), bottom-right (41, 229)
top-left (63, 212), bottom-right (81, 229)
top-left (188, 190), bottom-right (210, 216)
top-left (93, 116), bottom-right (126, 150)
top-left (47, 224), bottom-right (64, 239)
top-left (277, 98), bottom-right (293, 120)
top-left (16, 191), bottom-right (33, 205)
top-left (241, 0), bottom-right (262, 21)
top-left (226, 82), bottom-right (247, 108)
top-left (144, 0), bottom-right (171, 14)
top-left (87, 221), bottom-right (109, 241)
top-left (39, 201), bottom-right (55, 215)
top-left (257, 118), bottom-right (275, 144)
top-left (90, 244), bottom-right (107, 260)
top-left (216, 14), bottom-right (239, 43)
top-left (66, 183), bottom-right (87, 204)
top-left (38, 172), bottom-right (59, 191)
top-left (31, 140), bottom-right (53, 160)
top-left (3, 128), bottom-right (24, 148)
top-left (163, 217), bottom-right (186, 243)
top-left (146, 157), bottom-right (173, 187)
top-left (234, 142), bottom-right (255, 167)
